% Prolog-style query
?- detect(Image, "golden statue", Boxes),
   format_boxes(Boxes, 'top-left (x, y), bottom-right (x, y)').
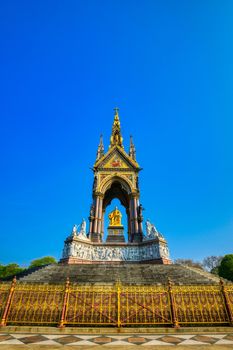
top-left (108, 207), bottom-right (122, 226)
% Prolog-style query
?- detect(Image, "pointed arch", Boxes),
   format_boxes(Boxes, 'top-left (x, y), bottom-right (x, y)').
top-left (100, 174), bottom-right (133, 195)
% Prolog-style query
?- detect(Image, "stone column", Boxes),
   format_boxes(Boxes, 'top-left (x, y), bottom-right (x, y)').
top-left (138, 220), bottom-right (143, 235)
top-left (101, 210), bottom-right (105, 240)
top-left (97, 195), bottom-right (103, 235)
top-left (129, 198), bottom-right (134, 242)
top-left (93, 197), bottom-right (99, 233)
top-left (88, 204), bottom-right (95, 236)
top-left (88, 216), bottom-right (93, 235)
top-left (130, 194), bottom-right (142, 242)
top-left (133, 197), bottom-right (139, 233)
top-left (126, 208), bottom-right (131, 242)
top-left (137, 200), bottom-right (143, 236)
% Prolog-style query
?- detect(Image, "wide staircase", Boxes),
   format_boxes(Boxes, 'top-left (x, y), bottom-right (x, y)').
top-left (18, 263), bottom-right (222, 285)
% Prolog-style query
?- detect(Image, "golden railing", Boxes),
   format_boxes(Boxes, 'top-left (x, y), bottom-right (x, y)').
top-left (65, 284), bottom-right (117, 326)
top-left (0, 278), bottom-right (232, 328)
top-left (119, 285), bottom-right (172, 327)
top-left (172, 285), bottom-right (228, 325)
top-left (6, 283), bottom-right (64, 325)
top-left (0, 283), bottom-right (11, 322)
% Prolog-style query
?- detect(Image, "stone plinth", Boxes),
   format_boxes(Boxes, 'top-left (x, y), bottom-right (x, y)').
top-left (106, 225), bottom-right (125, 243)
top-left (61, 235), bottom-right (171, 264)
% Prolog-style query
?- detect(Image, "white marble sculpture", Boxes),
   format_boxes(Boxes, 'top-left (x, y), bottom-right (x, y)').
top-left (80, 218), bottom-right (86, 235)
top-left (145, 219), bottom-right (163, 240)
top-left (62, 239), bottom-right (170, 261)
top-left (77, 218), bottom-right (89, 240)
top-left (71, 224), bottom-right (78, 237)
top-left (70, 219), bottom-right (89, 241)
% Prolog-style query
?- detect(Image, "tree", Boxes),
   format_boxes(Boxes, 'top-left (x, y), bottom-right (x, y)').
top-left (174, 259), bottom-right (203, 269)
top-left (202, 256), bottom-right (223, 272)
top-left (0, 263), bottom-right (25, 278)
top-left (29, 256), bottom-right (57, 268)
top-left (218, 254), bottom-right (233, 282)
top-left (211, 266), bottom-right (220, 275)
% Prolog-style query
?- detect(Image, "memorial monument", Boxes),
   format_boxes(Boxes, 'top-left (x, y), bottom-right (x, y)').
top-left (1, 109), bottom-right (232, 330)
top-left (61, 108), bottom-right (171, 264)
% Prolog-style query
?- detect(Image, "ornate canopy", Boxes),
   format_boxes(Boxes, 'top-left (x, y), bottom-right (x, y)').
top-left (89, 109), bottom-right (143, 243)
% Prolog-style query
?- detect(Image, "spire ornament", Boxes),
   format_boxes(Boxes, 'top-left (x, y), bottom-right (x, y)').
top-left (110, 108), bottom-right (124, 148)
top-left (96, 134), bottom-right (104, 161)
top-left (129, 135), bottom-right (136, 160)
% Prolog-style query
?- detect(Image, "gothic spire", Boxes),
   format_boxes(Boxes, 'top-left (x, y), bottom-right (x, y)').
top-left (129, 135), bottom-right (136, 160)
top-left (96, 134), bottom-right (104, 161)
top-left (109, 108), bottom-right (124, 148)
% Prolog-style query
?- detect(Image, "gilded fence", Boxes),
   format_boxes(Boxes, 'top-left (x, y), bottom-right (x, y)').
top-left (119, 285), bottom-right (172, 326)
top-left (4, 283), bottom-right (64, 326)
top-left (172, 285), bottom-right (229, 325)
top-left (0, 278), bottom-right (232, 328)
top-left (225, 285), bottom-right (233, 311)
top-left (0, 284), bottom-right (10, 320)
top-left (65, 285), bottom-right (117, 326)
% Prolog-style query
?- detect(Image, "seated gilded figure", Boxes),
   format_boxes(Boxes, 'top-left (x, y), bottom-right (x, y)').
top-left (108, 207), bottom-right (123, 226)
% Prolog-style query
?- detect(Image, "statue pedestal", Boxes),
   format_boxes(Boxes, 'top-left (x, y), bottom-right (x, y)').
top-left (106, 225), bottom-right (125, 243)
top-left (60, 236), bottom-right (171, 264)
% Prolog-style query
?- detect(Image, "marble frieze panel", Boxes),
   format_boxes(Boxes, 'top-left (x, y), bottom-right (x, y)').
top-left (62, 238), bottom-right (170, 262)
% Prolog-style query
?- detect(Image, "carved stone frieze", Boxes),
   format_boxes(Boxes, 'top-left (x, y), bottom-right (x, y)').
top-left (62, 239), bottom-right (170, 262)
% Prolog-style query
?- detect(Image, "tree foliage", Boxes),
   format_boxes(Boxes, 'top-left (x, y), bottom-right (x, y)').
top-left (174, 259), bottom-right (203, 269)
top-left (29, 256), bottom-right (57, 268)
top-left (211, 266), bottom-right (220, 275)
top-left (0, 256), bottom-right (57, 279)
top-left (202, 256), bottom-right (223, 272)
top-left (0, 263), bottom-right (25, 278)
top-left (218, 254), bottom-right (233, 281)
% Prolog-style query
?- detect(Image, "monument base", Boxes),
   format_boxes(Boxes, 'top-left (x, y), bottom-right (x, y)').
top-left (61, 235), bottom-right (171, 264)
top-left (60, 257), bottom-right (171, 264)
top-left (106, 225), bottom-right (125, 243)
top-left (89, 232), bottom-right (102, 243)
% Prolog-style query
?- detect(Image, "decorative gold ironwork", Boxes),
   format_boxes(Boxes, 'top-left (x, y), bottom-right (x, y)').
top-left (172, 285), bottom-right (229, 325)
top-left (224, 285), bottom-right (233, 312)
top-left (65, 285), bottom-right (117, 326)
top-left (0, 282), bottom-right (13, 323)
top-left (119, 285), bottom-right (172, 326)
top-left (7, 283), bottom-right (64, 325)
top-left (59, 277), bottom-right (70, 328)
top-left (220, 280), bottom-right (233, 325)
top-left (0, 280), bottom-right (232, 327)
top-left (0, 277), bottom-right (16, 326)
top-left (168, 278), bottom-right (179, 328)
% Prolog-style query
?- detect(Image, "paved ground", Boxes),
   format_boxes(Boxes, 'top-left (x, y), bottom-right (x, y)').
top-left (1, 327), bottom-right (233, 349)
top-left (1, 332), bottom-right (233, 349)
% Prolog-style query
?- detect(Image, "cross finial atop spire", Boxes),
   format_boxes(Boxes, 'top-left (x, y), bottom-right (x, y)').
top-left (114, 107), bottom-right (119, 115)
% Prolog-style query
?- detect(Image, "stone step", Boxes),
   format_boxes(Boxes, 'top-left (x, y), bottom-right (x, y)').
top-left (17, 263), bottom-right (225, 285)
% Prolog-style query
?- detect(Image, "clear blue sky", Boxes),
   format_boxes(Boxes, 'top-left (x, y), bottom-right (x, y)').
top-left (0, 0), bottom-right (232, 266)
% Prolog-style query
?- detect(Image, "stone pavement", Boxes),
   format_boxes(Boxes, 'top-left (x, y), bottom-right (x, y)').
top-left (1, 332), bottom-right (233, 349)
